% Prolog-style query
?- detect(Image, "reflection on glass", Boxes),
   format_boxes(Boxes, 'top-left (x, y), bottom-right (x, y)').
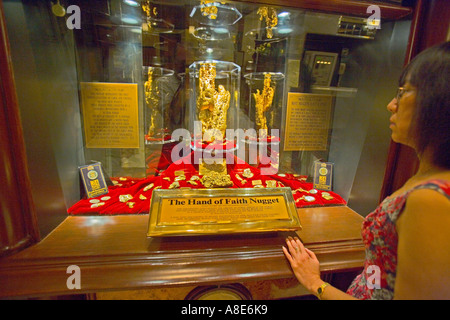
top-left (143, 67), bottom-right (177, 144)
top-left (192, 27), bottom-right (231, 41)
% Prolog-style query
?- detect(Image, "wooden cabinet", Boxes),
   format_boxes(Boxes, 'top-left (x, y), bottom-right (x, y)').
top-left (0, 206), bottom-right (364, 299)
top-left (1, 0), bottom-right (448, 299)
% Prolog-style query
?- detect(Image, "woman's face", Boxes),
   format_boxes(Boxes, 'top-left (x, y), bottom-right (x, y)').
top-left (387, 81), bottom-right (417, 149)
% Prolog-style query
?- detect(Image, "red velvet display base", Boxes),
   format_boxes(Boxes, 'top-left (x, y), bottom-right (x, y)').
top-left (68, 152), bottom-right (346, 215)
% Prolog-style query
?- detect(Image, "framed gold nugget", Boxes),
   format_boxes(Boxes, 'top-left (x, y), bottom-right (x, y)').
top-left (147, 187), bottom-right (301, 236)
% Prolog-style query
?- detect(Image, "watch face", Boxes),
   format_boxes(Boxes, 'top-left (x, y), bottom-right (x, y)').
top-left (318, 288), bottom-right (323, 294)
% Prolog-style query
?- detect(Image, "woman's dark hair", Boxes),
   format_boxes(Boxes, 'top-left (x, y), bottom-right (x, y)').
top-left (399, 41), bottom-right (450, 169)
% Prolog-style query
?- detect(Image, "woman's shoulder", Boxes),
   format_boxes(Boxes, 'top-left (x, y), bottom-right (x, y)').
top-left (402, 177), bottom-right (450, 211)
top-left (410, 176), bottom-right (450, 196)
top-left (391, 171), bottom-right (450, 198)
top-left (396, 178), bottom-right (450, 231)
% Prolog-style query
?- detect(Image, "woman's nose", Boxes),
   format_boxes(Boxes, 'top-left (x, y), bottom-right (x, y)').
top-left (387, 98), bottom-right (397, 113)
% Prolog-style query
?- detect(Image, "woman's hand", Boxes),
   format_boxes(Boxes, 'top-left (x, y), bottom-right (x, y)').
top-left (282, 236), bottom-right (323, 293)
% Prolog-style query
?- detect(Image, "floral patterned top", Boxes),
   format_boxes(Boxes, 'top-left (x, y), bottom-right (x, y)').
top-left (346, 179), bottom-right (450, 300)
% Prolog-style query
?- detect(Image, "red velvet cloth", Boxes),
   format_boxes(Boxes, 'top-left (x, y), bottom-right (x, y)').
top-left (68, 151), bottom-right (346, 215)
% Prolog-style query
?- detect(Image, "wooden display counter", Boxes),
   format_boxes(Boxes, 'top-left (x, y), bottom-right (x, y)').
top-left (0, 206), bottom-right (365, 299)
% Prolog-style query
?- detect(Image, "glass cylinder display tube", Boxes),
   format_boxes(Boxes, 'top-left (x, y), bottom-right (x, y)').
top-left (244, 72), bottom-right (285, 143)
top-left (143, 66), bottom-right (177, 144)
top-left (243, 72), bottom-right (284, 172)
top-left (188, 60), bottom-right (240, 153)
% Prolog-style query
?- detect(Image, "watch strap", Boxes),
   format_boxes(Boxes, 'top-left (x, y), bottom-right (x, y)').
top-left (316, 282), bottom-right (330, 300)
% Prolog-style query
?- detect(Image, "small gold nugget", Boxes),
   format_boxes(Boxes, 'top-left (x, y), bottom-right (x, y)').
top-left (321, 192), bottom-right (334, 200)
top-left (127, 202), bottom-right (135, 208)
top-left (174, 170), bottom-right (184, 176)
top-left (265, 180), bottom-right (277, 188)
top-left (257, 6), bottom-right (278, 39)
top-left (294, 187), bottom-right (308, 193)
top-left (200, 0), bottom-right (219, 19)
top-left (252, 180), bottom-right (264, 188)
top-left (143, 183), bottom-right (154, 192)
top-left (169, 181), bottom-right (180, 189)
top-left (119, 194), bottom-right (133, 202)
top-left (242, 168), bottom-right (254, 178)
top-left (139, 194), bottom-right (147, 200)
top-left (235, 174), bottom-right (247, 185)
top-left (175, 175), bottom-right (186, 181)
top-left (201, 172), bottom-right (233, 188)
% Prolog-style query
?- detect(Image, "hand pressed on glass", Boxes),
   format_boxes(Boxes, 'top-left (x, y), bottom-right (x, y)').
top-left (282, 236), bottom-right (323, 293)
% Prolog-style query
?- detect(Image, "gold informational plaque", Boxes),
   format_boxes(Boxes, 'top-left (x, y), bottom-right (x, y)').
top-left (80, 82), bottom-right (139, 148)
top-left (147, 188), bottom-right (301, 237)
top-left (284, 93), bottom-right (333, 151)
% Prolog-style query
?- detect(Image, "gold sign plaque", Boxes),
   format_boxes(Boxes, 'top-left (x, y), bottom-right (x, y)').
top-left (284, 93), bottom-right (333, 151)
top-left (147, 188), bottom-right (301, 236)
top-left (80, 82), bottom-right (139, 148)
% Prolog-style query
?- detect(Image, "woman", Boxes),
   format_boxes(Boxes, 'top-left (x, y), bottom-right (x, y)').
top-left (283, 42), bottom-right (450, 300)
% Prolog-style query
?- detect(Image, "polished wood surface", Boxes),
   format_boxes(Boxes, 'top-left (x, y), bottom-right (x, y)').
top-left (0, 206), bottom-right (364, 299)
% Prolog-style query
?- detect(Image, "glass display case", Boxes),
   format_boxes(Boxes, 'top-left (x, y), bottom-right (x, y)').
top-left (3, 0), bottom-right (412, 234)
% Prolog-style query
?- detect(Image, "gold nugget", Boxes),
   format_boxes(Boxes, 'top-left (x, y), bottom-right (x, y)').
top-left (119, 194), bottom-right (133, 203)
top-left (197, 63), bottom-right (231, 140)
top-left (142, 1), bottom-right (159, 29)
top-left (200, 0), bottom-right (217, 19)
top-left (265, 180), bottom-right (277, 188)
top-left (257, 7), bottom-right (278, 39)
top-left (253, 73), bottom-right (274, 138)
top-left (139, 194), bottom-right (147, 200)
top-left (143, 183), bottom-right (154, 192)
top-left (201, 171), bottom-right (233, 188)
top-left (242, 168), bottom-right (254, 178)
top-left (175, 175), bottom-right (186, 181)
top-left (252, 180), bottom-right (263, 186)
top-left (322, 192), bottom-right (334, 200)
top-left (169, 181), bottom-right (180, 189)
